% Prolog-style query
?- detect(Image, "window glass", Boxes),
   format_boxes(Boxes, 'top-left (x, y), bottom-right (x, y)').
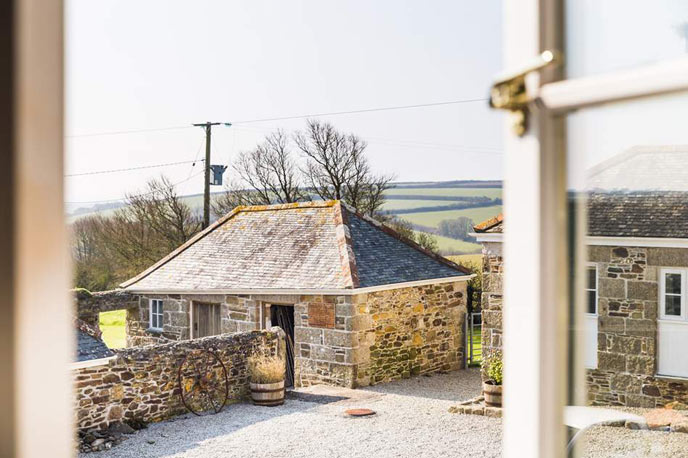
top-left (585, 266), bottom-right (597, 314)
top-left (150, 299), bottom-right (163, 329)
top-left (664, 273), bottom-right (682, 316)
top-left (665, 272), bottom-right (682, 295)
top-left (665, 294), bottom-right (682, 316)
top-left (566, 0), bottom-right (688, 79)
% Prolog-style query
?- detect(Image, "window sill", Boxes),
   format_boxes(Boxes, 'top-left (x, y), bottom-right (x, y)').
top-left (147, 328), bottom-right (164, 334)
top-left (656, 373), bottom-right (688, 382)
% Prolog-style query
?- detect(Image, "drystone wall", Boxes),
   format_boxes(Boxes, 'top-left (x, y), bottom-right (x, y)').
top-left (75, 289), bottom-right (139, 329)
top-left (74, 330), bottom-right (280, 432)
top-left (354, 281), bottom-right (467, 386)
top-left (587, 246), bottom-right (688, 407)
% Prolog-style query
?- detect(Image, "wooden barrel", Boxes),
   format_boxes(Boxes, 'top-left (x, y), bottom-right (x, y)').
top-left (483, 381), bottom-right (502, 407)
top-left (250, 380), bottom-right (285, 406)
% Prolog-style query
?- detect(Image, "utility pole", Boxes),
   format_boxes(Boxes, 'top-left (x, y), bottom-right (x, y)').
top-left (193, 121), bottom-right (222, 229)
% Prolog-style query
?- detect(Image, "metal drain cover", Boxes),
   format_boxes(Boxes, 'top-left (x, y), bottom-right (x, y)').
top-left (345, 408), bottom-right (376, 417)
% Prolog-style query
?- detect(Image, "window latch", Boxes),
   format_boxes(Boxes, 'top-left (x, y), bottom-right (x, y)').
top-left (489, 50), bottom-right (561, 136)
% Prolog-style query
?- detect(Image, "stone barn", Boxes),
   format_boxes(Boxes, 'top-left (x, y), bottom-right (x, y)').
top-left (82, 201), bottom-right (472, 388)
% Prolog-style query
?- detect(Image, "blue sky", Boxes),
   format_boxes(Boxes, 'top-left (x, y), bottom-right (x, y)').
top-left (65, 0), bottom-right (504, 209)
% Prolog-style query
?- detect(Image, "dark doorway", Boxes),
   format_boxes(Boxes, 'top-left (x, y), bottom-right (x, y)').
top-left (271, 304), bottom-right (295, 387)
top-left (193, 302), bottom-right (221, 338)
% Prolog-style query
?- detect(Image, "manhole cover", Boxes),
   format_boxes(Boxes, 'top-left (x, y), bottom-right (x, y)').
top-left (345, 408), bottom-right (376, 417)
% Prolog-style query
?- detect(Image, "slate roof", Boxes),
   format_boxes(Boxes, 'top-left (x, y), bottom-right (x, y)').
top-left (474, 192), bottom-right (688, 239)
top-left (587, 145), bottom-right (688, 193)
top-left (76, 319), bottom-right (113, 362)
top-left (122, 201), bottom-right (468, 292)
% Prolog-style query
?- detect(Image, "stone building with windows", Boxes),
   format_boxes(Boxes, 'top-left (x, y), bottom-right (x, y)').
top-left (78, 201), bottom-right (472, 388)
top-left (473, 191), bottom-right (688, 407)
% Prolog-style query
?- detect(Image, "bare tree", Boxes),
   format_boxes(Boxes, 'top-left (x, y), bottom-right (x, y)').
top-left (210, 181), bottom-right (255, 218)
top-left (295, 120), bottom-right (393, 215)
top-left (126, 176), bottom-right (201, 247)
top-left (233, 130), bottom-right (309, 205)
top-left (71, 176), bottom-right (203, 290)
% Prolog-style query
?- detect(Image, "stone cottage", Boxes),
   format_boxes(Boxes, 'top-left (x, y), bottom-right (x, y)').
top-left (81, 201), bottom-right (472, 388)
top-left (473, 191), bottom-right (688, 407)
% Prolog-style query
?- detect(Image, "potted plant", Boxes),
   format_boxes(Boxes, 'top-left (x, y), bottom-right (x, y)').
top-left (248, 354), bottom-right (286, 406)
top-left (482, 352), bottom-right (503, 407)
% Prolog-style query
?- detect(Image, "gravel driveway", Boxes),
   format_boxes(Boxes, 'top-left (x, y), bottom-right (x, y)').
top-left (84, 369), bottom-right (687, 458)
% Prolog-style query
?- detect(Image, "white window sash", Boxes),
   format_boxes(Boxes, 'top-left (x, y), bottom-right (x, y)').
top-left (584, 264), bottom-right (598, 316)
top-left (149, 299), bottom-right (163, 330)
top-left (659, 268), bottom-right (686, 322)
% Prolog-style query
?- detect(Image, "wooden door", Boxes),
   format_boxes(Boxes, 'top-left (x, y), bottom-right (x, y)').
top-left (193, 302), bottom-right (221, 338)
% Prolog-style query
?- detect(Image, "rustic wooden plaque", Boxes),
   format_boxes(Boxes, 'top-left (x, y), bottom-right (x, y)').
top-left (308, 302), bottom-right (335, 328)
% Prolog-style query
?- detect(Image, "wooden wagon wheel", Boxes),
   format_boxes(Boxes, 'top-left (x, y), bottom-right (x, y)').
top-left (178, 349), bottom-right (229, 416)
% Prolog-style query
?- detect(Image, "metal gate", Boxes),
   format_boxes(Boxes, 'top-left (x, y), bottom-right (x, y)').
top-left (466, 312), bottom-right (482, 367)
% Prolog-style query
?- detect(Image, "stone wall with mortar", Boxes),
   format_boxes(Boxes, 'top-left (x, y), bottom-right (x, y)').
top-left (353, 281), bottom-right (467, 387)
top-left (293, 295), bottom-right (358, 388)
top-left (74, 330), bottom-right (280, 432)
top-left (129, 293), bottom-right (356, 387)
top-left (477, 241), bottom-right (688, 406)
top-left (587, 245), bottom-right (688, 407)
top-left (127, 294), bottom-right (260, 347)
top-left (480, 242), bottom-right (503, 369)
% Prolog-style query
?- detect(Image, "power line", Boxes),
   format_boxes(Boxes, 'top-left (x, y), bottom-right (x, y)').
top-left (64, 97), bottom-right (487, 138)
top-left (231, 98), bottom-right (488, 125)
top-left (66, 125), bottom-right (193, 139)
top-left (230, 124), bottom-right (503, 155)
top-left (65, 159), bottom-right (205, 177)
top-left (65, 169), bottom-right (205, 205)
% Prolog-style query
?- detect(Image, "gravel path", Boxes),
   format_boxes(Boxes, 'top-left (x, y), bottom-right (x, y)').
top-left (83, 369), bottom-right (687, 458)
top-left (85, 369), bottom-right (501, 458)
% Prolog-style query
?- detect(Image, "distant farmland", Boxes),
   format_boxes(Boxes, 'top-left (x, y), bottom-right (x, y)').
top-left (69, 180), bottom-right (502, 255)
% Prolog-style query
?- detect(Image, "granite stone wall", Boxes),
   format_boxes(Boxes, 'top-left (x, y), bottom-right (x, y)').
top-left (74, 330), bottom-right (280, 432)
top-left (587, 246), bottom-right (688, 407)
top-left (127, 294), bottom-right (260, 347)
top-left (293, 295), bottom-right (358, 388)
top-left (480, 242), bottom-right (503, 369)
top-left (477, 241), bottom-right (688, 407)
top-left (126, 287), bottom-right (467, 389)
top-left (354, 282), bottom-right (467, 387)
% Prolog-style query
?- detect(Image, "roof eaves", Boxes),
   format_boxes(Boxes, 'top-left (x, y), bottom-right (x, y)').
top-left (339, 202), bottom-right (471, 275)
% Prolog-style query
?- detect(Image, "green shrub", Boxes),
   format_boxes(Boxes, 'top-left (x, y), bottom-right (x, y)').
top-left (483, 352), bottom-right (503, 385)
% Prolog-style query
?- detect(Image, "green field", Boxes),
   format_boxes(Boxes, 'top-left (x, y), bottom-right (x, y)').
top-left (416, 231), bottom-right (481, 254)
top-left (386, 187), bottom-right (502, 199)
top-left (381, 199), bottom-right (465, 211)
top-left (448, 254), bottom-right (483, 269)
top-left (99, 310), bottom-right (126, 349)
top-left (400, 205), bottom-right (502, 230)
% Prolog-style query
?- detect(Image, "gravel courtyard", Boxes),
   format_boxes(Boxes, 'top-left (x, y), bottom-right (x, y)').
top-left (85, 369), bottom-right (687, 458)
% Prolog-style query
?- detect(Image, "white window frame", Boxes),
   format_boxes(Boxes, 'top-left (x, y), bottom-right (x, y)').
top-left (149, 299), bottom-right (164, 331)
top-left (502, 1), bottom-right (688, 456)
top-left (585, 264), bottom-right (598, 316)
top-left (659, 268), bottom-right (686, 322)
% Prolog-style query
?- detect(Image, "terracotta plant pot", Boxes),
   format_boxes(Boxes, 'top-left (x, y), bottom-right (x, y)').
top-left (250, 380), bottom-right (285, 406)
top-left (483, 380), bottom-right (502, 407)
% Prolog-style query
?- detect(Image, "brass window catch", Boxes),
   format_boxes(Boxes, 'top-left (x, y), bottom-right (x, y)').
top-left (489, 50), bottom-right (561, 136)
